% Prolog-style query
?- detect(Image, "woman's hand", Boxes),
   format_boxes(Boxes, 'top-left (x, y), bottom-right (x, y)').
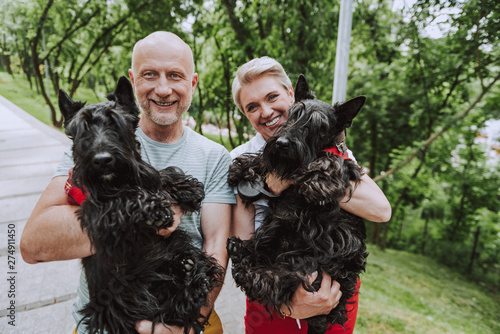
top-left (281, 272), bottom-right (342, 319)
top-left (265, 173), bottom-right (293, 195)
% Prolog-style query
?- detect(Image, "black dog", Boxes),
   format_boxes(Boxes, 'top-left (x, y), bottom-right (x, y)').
top-left (58, 77), bottom-right (224, 334)
top-left (227, 75), bottom-right (368, 334)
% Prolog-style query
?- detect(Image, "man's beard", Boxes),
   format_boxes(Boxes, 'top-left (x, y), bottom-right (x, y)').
top-left (139, 100), bottom-right (191, 126)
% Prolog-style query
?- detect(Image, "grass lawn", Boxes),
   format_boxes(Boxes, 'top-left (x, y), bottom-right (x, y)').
top-left (1, 71), bottom-right (499, 333)
top-left (0, 71), bottom-right (102, 128)
top-left (356, 246), bottom-right (500, 333)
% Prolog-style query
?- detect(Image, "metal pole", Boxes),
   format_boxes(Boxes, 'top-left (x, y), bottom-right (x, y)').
top-left (332, 0), bottom-right (353, 104)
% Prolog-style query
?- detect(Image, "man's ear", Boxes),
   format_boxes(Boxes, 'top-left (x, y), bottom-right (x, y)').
top-left (294, 74), bottom-right (316, 102)
top-left (128, 69), bottom-right (136, 92)
top-left (191, 73), bottom-right (199, 94)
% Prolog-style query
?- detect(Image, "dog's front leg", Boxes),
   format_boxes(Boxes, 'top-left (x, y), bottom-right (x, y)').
top-left (159, 167), bottom-right (205, 213)
top-left (294, 156), bottom-right (349, 206)
top-left (128, 189), bottom-right (175, 232)
top-left (227, 153), bottom-right (266, 187)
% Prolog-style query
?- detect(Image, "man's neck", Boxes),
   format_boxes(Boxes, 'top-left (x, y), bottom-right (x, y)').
top-left (139, 118), bottom-right (185, 144)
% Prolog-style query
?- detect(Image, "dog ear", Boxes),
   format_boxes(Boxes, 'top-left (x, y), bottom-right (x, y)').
top-left (294, 74), bottom-right (316, 102)
top-left (336, 96), bottom-right (366, 129)
top-left (58, 89), bottom-right (85, 125)
top-left (111, 76), bottom-right (138, 114)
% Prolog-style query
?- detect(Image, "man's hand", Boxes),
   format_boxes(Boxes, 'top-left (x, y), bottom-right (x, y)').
top-left (157, 205), bottom-right (184, 238)
top-left (281, 272), bottom-right (342, 319)
top-left (265, 173), bottom-right (293, 195)
top-left (136, 320), bottom-right (195, 334)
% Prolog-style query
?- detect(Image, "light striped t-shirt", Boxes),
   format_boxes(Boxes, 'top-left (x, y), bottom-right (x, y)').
top-left (54, 125), bottom-right (236, 333)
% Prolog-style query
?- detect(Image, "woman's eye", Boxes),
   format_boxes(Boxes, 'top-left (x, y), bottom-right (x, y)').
top-left (247, 105), bottom-right (257, 113)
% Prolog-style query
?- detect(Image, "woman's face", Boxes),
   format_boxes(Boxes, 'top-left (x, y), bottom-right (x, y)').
top-left (239, 74), bottom-right (294, 141)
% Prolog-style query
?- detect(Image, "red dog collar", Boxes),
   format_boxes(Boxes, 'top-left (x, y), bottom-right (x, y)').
top-left (323, 131), bottom-right (351, 160)
top-left (323, 142), bottom-right (351, 160)
top-left (65, 169), bottom-right (88, 205)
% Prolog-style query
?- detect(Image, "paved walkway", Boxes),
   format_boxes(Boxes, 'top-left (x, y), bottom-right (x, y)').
top-left (0, 95), bottom-right (245, 333)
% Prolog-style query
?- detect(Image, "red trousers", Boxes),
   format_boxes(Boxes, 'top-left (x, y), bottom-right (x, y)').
top-left (244, 278), bottom-right (360, 334)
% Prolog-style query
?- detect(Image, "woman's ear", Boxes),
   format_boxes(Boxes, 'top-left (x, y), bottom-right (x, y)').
top-left (289, 86), bottom-right (295, 104)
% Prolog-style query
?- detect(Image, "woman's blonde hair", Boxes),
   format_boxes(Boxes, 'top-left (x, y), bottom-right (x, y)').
top-left (232, 56), bottom-right (292, 113)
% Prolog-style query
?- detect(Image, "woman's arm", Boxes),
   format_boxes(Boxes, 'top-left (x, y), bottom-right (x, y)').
top-left (341, 173), bottom-right (391, 222)
top-left (266, 173), bottom-right (391, 223)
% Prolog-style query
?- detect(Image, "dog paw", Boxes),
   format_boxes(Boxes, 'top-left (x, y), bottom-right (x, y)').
top-left (226, 238), bottom-right (243, 261)
top-left (182, 258), bottom-right (196, 277)
top-left (144, 208), bottom-right (173, 229)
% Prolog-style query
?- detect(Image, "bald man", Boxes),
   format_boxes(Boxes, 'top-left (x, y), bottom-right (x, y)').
top-left (21, 31), bottom-right (235, 334)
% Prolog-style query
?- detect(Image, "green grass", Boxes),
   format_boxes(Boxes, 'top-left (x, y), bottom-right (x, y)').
top-left (0, 71), bottom-right (102, 128)
top-left (203, 132), bottom-right (233, 151)
top-left (1, 71), bottom-right (499, 333)
top-left (357, 246), bottom-right (500, 333)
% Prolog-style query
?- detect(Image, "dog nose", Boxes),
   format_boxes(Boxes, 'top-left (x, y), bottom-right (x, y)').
top-left (92, 152), bottom-right (114, 169)
top-left (276, 137), bottom-right (289, 148)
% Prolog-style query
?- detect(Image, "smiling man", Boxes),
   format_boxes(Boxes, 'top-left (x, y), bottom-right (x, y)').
top-left (129, 33), bottom-right (197, 132)
top-left (21, 31), bottom-right (235, 334)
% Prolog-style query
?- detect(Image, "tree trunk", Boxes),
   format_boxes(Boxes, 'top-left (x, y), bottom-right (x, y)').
top-left (30, 0), bottom-right (61, 127)
top-left (421, 216), bottom-right (429, 255)
top-left (222, 0), bottom-right (254, 60)
top-left (0, 54), bottom-right (13, 75)
top-left (467, 226), bottom-right (481, 273)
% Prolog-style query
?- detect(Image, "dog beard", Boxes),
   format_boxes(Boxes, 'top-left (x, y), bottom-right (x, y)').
top-left (263, 135), bottom-right (317, 179)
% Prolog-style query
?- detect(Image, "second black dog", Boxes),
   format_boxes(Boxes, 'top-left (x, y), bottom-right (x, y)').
top-left (227, 75), bottom-right (368, 334)
top-left (59, 77), bottom-right (224, 334)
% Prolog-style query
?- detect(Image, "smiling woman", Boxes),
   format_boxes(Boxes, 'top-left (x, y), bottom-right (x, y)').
top-left (238, 75), bottom-right (294, 141)
top-left (229, 56), bottom-right (392, 334)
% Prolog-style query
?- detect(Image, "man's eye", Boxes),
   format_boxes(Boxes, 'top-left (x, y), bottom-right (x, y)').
top-left (269, 94), bottom-right (278, 101)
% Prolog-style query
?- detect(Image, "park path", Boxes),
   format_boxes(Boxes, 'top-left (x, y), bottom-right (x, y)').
top-left (0, 95), bottom-right (245, 333)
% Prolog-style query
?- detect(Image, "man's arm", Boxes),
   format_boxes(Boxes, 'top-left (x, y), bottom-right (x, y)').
top-left (20, 176), bottom-right (93, 264)
top-left (230, 195), bottom-right (255, 239)
top-left (200, 202), bottom-right (231, 311)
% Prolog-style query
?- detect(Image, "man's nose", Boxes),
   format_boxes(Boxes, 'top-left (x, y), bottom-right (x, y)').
top-left (155, 75), bottom-right (173, 97)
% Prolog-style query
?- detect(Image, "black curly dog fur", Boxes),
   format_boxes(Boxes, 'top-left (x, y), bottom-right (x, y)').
top-left (227, 75), bottom-right (368, 334)
top-left (58, 76), bottom-right (224, 334)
